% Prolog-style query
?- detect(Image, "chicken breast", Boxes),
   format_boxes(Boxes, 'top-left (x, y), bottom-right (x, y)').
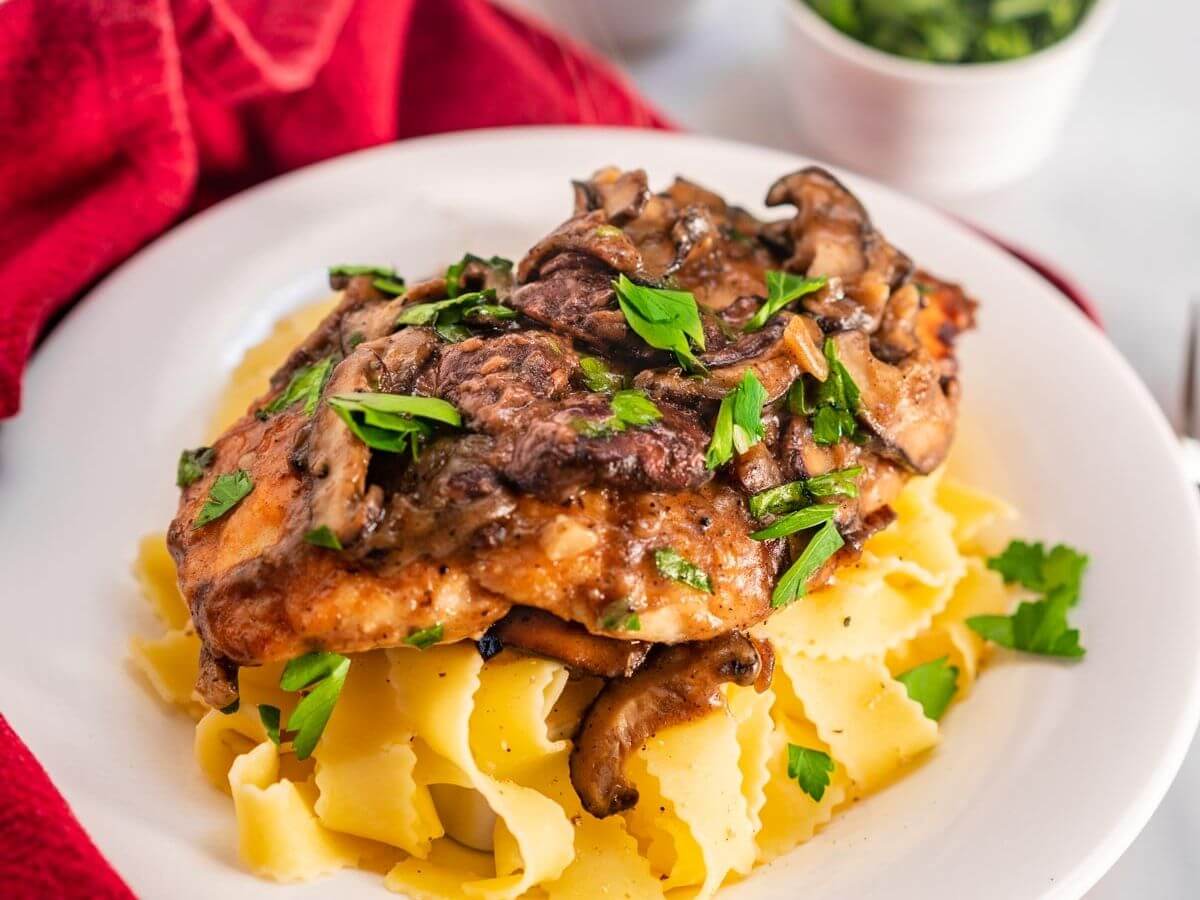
top-left (169, 166), bottom-right (975, 706)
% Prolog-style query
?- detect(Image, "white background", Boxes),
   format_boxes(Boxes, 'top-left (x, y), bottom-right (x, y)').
top-left (510, 0), bottom-right (1200, 895)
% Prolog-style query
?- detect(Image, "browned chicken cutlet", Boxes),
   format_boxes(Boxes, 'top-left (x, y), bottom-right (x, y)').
top-left (169, 167), bottom-right (975, 812)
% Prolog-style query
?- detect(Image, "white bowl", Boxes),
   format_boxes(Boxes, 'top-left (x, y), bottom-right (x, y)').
top-left (776, 0), bottom-right (1119, 193)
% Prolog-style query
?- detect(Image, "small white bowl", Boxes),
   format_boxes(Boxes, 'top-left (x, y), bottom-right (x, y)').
top-left (776, 0), bottom-right (1119, 193)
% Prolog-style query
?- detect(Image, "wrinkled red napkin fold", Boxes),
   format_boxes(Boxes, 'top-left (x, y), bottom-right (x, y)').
top-left (0, 0), bottom-right (665, 894)
top-left (0, 0), bottom-right (668, 421)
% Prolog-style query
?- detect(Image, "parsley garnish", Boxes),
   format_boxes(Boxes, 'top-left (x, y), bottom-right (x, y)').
top-left (705, 370), bottom-right (768, 469)
top-left (771, 519), bottom-right (845, 608)
top-left (372, 276), bottom-right (407, 296)
top-left (967, 540), bottom-right (1089, 659)
top-left (599, 600), bottom-right (642, 632)
top-left (193, 469), bottom-right (253, 528)
top-left (750, 503), bottom-right (838, 541)
top-left (654, 548), bottom-right (713, 594)
top-left (304, 525), bottom-right (343, 550)
top-left (808, 339), bottom-right (864, 446)
top-left (579, 356), bottom-right (626, 393)
top-left (396, 288), bottom-right (507, 342)
top-left (743, 272), bottom-right (827, 332)
top-left (896, 657), bottom-right (959, 720)
top-left (283, 655), bottom-right (350, 760)
top-left (219, 699), bottom-right (240, 715)
top-left (787, 744), bottom-right (834, 802)
top-left (176, 446), bottom-right (215, 488)
top-left (329, 264), bottom-right (397, 279)
top-left (347, 331), bottom-right (366, 350)
top-left (405, 624), bottom-right (444, 650)
top-left (612, 274), bottom-right (707, 372)
top-left (445, 253), bottom-right (513, 299)
top-left (572, 389), bottom-right (661, 437)
top-left (748, 466), bottom-right (863, 519)
top-left (258, 704), bottom-right (281, 745)
top-left (263, 356), bottom-right (336, 418)
top-left (327, 391), bottom-right (461, 457)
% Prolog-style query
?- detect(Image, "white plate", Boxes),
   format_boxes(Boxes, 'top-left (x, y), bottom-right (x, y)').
top-left (1, 128), bottom-right (1197, 900)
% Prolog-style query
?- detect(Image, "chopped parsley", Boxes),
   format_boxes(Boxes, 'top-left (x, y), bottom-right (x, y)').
top-left (193, 469), bottom-right (253, 528)
top-left (347, 331), bottom-right (366, 350)
top-left (303, 525), bottom-right (343, 550)
top-left (396, 288), bottom-right (507, 342)
top-left (787, 744), bottom-right (834, 802)
top-left (405, 624), bottom-right (444, 650)
top-left (176, 446), bottom-right (215, 488)
top-left (445, 253), bottom-right (514, 298)
top-left (750, 503), bottom-right (838, 541)
top-left (372, 276), bottom-right (407, 296)
top-left (263, 356), bottom-right (336, 418)
top-left (579, 356), bottom-right (626, 394)
top-left (771, 519), bottom-right (845, 608)
top-left (967, 540), bottom-right (1089, 659)
top-left (748, 466), bottom-right (863, 519)
top-left (612, 274), bottom-right (707, 372)
top-left (654, 548), bottom-right (713, 594)
top-left (809, 339), bottom-right (864, 445)
top-left (327, 391), bottom-right (461, 458)
top-left (329, 264), bottom-right (397, 279)
top-left (743, 271), bottom-right (827, 332)
top-left (283, 654), bottom-right (350, 760)
top-left (258, 704), bottom-right (281, 745)
top-left (572, 389), bottom-right (661, 437)
top-left (705, 370), bottom-right (768, 469)
top-left (599, 600), bottom-right (641, 632)
top-left (896, 657), bottom-right (959, 720)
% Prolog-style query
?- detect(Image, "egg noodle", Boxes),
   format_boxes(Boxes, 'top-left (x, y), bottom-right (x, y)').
top-left (131, 301), bottom-right (1017, 898)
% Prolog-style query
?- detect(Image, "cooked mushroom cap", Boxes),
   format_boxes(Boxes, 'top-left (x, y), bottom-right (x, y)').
top-left (481, 606), bottom-right (650, 679)
top-left (569, 633), bottom-right (772, 818)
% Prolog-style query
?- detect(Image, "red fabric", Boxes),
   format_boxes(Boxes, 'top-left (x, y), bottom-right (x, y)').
top-left (0, 716), bottom-right (133, 899)
top-left (0, 0), bottom-right (665, 894)
top-left (0, 0), bottom-right (668, 420)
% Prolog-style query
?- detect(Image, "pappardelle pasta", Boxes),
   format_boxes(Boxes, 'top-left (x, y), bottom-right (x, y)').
top-left (132, 304), bottom-right (1018, 895)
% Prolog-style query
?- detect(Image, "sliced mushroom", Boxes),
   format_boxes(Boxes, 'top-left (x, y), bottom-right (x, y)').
top-left (481, 607), bottom-right (650, 678)
top-left (569, 632), bottom-right (771, 817)
top-left (830, 330), bottom-right (955, 474)
top-left (197, 645), bottom-right (240, 709)
top-left (572, 167), bottom-right (651, 225)
top-left (517, 211), bottom-right (644, 283)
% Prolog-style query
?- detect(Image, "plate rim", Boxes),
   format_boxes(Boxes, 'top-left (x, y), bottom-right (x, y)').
top-left (10, 125), bottom-right (1200, 899)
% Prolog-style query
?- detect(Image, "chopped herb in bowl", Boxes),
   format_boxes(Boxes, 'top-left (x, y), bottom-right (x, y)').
top-left (804, 0), bottom-right (1096, 63)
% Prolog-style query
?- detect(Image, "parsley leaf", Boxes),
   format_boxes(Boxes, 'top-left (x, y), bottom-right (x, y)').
top-left (748, 466), bottom-right (863, 519)
top-left (263, 356), bottom-right (336, 418)
top-left (572, 389), bottom-right (661, 437)
top-left (613, 274), bottom-right (707, 372)
top-left (750, 504), bottom-right (838, 541)
top-left (743, 271), bottom-right (827, 332)
top-left (445, 253), bottom-right (513, 299)
top-left (809, 339), bottom-right (864, 446)
top-left (787, 744), bottom-right (835, 802)
top-left (329, 264), bottom-right (397, 279)
top-left (193, 469), bottom-right (253, 528)
top-left (705, 371), bottom-right (768, 469)
top-left (599, 600), bottom-right (642, 632)
top-left (372, 276), bottom-right (407, 296)
top-left (396, 288), bottom-right (505, 343)
top-left (258, 704), bottom-right (281, 745)
top-left (280, 652), bottom-right (349, 691)
top-left (968, 539), bottom-right (1089, 658)
top-left (327, 391), bottom-right (461, 457)
top-left (176, 446), bottom-right (215, 488)
top-left (304, 525), bottom-right (343, 550)
top-left (579, 356), bottom-right (626, 393)
top-left (771, 519), bottom-right (845, 608)
top-left (654, 548), bottom-right (713, 594)
top-left (896, 657), bottom-right (959, 720)
top-left (405, 624), bottom-right (444, 650)
top-left (285, 656), bottom-right (350, 760)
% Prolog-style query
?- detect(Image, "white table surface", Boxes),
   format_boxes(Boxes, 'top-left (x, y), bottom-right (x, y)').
top-left (514, 0), bottom-right (1200, 895)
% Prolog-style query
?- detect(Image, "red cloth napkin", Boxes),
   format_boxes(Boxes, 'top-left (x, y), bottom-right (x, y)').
top-left (0, 0), bottom-right (664, 894)
top-left (0, 0), bottom-right (668, 422)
